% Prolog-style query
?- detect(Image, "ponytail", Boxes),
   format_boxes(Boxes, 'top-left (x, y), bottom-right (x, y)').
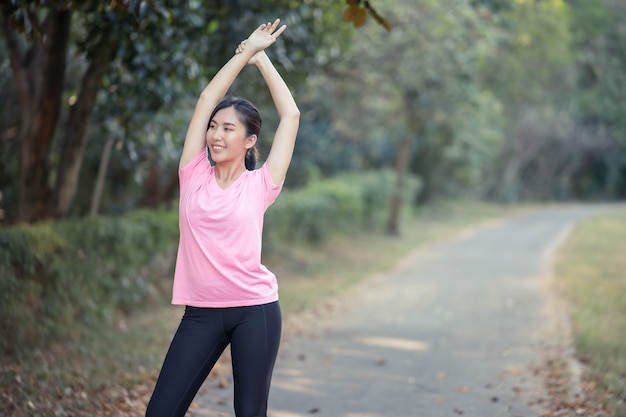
top-left (245, 147), bottom-right (260, 170)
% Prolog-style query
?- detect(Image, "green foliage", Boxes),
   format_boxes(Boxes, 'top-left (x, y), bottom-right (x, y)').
top-left (0, 0), bottom-right (354, 222)
top-left (477, 0), bottom-right (626, 201)
top-left (0, 209), bottom-right (178, 355)
top-left (1, 170), bottom-right (418, 356)
top-left (469, 0), bottom-right (511, 12)
top-left (2, 0), bottom-right (623, 227)
top-left (445, 88), bottom-right (506, 195)
top-left (326, 0), bottom-right (502, 201)
top-left (487, 0), bottom-right (574, 108)
top-left (264, 170), bottom-right (421, 246)
top-left (569, 0), bottom-right (626, 145)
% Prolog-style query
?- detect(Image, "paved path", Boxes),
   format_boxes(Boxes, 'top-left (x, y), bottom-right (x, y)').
top-left (194, 205), bottom-right (613, 417)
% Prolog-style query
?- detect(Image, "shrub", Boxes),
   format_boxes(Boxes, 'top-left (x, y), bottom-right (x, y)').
top-left (0, 170), bottom-right (420, 355)
top-left (264, 169), bottom-right (421, 247)
top-left (0, 209), bottom-right (178, 355)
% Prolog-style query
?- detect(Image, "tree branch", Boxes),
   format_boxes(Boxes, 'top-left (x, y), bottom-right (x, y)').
top-left (55, 27), bottom-right (118, 217)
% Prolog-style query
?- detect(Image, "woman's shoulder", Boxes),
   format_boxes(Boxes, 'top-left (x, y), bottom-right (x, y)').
top-left (245, 163), bottom-right (283, 196)
top-left (246, 163), bottom-right (271, 181)
top-left (179, 149), bottom-right (212, 183)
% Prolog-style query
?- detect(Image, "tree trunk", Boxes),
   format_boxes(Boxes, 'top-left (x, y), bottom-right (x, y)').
top-left (2, 10), bottom-right (71, 223)
top-left (89, 136), bottom-right (115, 217)
top-left (54, 29), bottom-right (115, 218)
top-left (387, 133), bottom-right (412, 235)
top-left (387, 90), bottom-right (419, 235)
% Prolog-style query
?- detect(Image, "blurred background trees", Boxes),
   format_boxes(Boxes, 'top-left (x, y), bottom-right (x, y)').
top-left (1, 0), bottom-right (624, 225)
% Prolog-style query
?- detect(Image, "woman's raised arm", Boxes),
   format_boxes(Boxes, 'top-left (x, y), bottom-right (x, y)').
top-left (180, 20), bottom-right (287, 167)
top-left (250, 52), bottom-right (300, 184)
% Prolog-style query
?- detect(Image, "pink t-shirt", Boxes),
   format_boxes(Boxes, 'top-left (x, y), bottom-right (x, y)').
top-left (172, 149), bottom-right (283, 307)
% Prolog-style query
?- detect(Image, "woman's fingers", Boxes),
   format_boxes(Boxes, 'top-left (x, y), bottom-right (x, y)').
top-left (273, 24), bottom-right (287, 39)
top-left (235, 39), bottom-right (246, 54)
top-left (246, 19), bottom-right (286, 51)
top-left (260, 19), bottom-right (283, 35)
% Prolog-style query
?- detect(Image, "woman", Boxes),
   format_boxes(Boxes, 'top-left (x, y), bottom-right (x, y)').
top-left (146, 19), bottom-right (299, 417)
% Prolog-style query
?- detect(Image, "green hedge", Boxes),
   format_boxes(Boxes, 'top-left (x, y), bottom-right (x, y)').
top-left (264, 169), bottom-right (421, 246)
top-left (0, 170), bottom-right (420, 355)
top-left (0, 209), bottom-right (179, 354)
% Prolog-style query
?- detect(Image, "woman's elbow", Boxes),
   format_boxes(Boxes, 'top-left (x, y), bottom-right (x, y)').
top-left (287, 107), bottom-right (301, 120)
top-left (278, 104), bottom-right (300, 123)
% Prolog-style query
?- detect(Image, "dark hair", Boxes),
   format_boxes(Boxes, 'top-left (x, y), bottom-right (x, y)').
top-left (209, 97), bottom-right (261, 170)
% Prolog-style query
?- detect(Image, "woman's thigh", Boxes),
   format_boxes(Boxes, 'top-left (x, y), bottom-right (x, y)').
top-left (229, 301), bottom-right (282, 417)
top-left (145, 306), bottom-right (229, 417)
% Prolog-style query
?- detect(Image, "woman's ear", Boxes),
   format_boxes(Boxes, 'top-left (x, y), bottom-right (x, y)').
top-left (245, 134), bottom-right (258, 149)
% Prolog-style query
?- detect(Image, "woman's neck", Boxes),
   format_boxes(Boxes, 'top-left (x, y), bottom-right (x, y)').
top-left (214, 162), bottom-right (246, 189)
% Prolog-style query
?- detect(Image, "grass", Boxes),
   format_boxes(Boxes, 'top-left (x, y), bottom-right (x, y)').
top-left (0, 200), bottom-right (525, 417)
top-left (554, 205), bottom-right (626, 416)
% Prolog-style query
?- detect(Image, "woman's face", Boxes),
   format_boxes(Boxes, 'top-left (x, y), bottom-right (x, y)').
top-left (206, 107), bottom-right (255, 165)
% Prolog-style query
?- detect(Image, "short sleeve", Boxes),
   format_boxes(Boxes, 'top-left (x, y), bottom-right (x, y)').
top-left (179, 149), bottom-right (210, 184)
top-left (260, 163), bottom-right (284, 209)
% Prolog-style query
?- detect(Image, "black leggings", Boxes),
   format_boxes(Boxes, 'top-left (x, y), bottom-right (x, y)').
top-left (145, 301), bottom-right (282, 417)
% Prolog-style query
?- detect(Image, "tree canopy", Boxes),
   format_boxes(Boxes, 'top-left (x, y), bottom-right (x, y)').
top-left (0, 0), bottom-right (350, 222)
top-left (1, 0), bottom-right (624, 225)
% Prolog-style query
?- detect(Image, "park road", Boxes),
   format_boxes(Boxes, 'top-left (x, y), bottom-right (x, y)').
top-left (194, 204), bottom-right (613, 417)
